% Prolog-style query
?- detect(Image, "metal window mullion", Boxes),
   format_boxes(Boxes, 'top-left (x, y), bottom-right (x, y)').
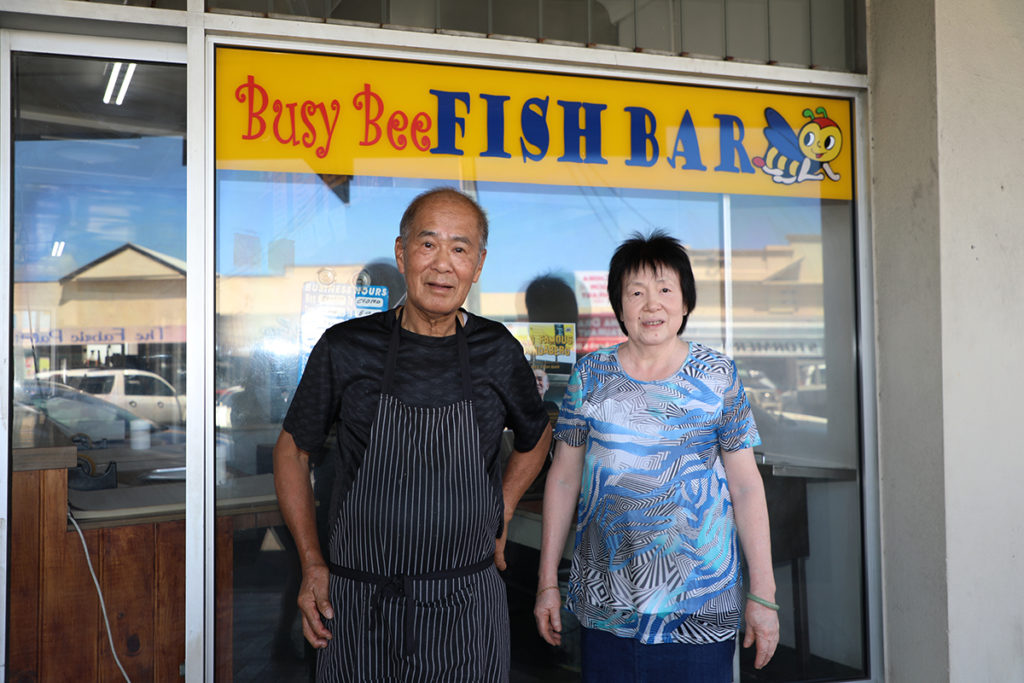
top-left (0, 29), bottom-right (14, 680)
top-left (722, 194), bottom-right (734, 355)
top-left (852, 87), bottom-right (884, 683)
top-left (184, 14), bottom-right (211, 682)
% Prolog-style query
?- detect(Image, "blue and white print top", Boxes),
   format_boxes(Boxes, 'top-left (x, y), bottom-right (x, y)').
top-left (554, 342), bottom-right (760, 645)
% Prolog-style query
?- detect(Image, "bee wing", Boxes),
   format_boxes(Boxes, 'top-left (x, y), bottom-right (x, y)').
top-left (763, 107), bottom-right (803, 160)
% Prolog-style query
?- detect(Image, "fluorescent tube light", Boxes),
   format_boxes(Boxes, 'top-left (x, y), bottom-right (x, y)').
top-left (115, 63), bottom-right (136, 106)
top-left (103, 62), bottom-right (122, 104)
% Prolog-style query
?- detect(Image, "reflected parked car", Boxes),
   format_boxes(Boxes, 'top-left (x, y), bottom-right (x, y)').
top-left (36, 368), bottom-right (185, 425)
top-left (13, 380), bottom-right (186, 487)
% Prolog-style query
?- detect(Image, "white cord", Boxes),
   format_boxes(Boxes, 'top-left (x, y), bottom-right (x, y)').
top-left (67, 511), bottom-right (133, 683)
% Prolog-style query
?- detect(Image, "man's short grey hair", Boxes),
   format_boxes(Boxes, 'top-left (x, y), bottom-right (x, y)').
top-left (398, 187), bottom-right (489, 250)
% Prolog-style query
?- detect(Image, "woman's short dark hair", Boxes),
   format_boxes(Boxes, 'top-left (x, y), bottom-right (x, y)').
top-left (608, 230), bottom-right (696, 336)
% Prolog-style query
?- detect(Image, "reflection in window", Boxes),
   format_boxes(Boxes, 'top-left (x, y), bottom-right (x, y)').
top-left (12, 54), bottom-right (187, 520)
top-left (8, 52), bottom-right (190, 681)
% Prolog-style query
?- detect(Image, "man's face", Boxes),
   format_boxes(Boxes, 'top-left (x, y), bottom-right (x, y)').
top-left (395, 197), bottom-right (486, 323)
top-left (533, 368), bottom-right (549, 398)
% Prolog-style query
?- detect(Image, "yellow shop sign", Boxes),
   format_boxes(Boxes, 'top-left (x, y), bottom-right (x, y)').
top-left (216, 47), bottom-right (853, 200)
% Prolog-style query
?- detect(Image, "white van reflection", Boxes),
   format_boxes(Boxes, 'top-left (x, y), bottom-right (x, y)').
top-left (36, 368), bottom-right (185, 426)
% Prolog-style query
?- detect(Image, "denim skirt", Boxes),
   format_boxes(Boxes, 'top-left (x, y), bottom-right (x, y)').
top-left (580, 626), bottom-right (735, 683)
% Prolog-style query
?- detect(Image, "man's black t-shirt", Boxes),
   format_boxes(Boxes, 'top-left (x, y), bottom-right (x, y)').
top-left (283, 307), bottom-right (549, 519)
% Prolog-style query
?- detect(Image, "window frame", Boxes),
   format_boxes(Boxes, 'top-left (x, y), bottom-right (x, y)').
top-left (204, 30), bottom-right (879, 681)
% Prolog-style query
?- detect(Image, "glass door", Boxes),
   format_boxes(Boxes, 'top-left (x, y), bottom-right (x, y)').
top-left (6, 36), bottom-right (189, 680)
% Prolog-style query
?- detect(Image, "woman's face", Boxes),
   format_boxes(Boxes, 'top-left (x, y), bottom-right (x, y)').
top-left (620, 265), bottom-right (686, 348)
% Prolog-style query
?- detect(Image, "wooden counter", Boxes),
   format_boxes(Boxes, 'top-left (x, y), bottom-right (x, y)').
top-left (7, 451), bottom-right (234, 682)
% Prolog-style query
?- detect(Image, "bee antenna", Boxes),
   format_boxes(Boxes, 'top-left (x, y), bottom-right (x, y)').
top-left (802, 108), bottom-right (814, 120)
top-left (816, 106), bottom-right (827, 117)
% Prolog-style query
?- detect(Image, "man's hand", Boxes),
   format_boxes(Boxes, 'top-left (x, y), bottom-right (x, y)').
top-left (743, 600), bottom-right (780, 669)
top-left (533, 585), bottom-right (563, 646)
top-left (494, 515), bottom-right (511, 570)
top-left (297, 563), bottom-right (334, 649)
top-left (497, 424), bottom-right (552, 571)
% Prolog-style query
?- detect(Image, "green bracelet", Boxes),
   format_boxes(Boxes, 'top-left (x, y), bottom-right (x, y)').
top-left (746, 592), bottom-right (780, 611)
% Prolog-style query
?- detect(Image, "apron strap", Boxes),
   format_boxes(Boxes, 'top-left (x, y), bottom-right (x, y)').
top-left (455, 314), bottom-right (473, 402)
top-left (382, 308), bottom-right (473, 403)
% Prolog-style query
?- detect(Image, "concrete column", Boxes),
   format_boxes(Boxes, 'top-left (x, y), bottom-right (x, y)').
top-left (934, 1), bottom-right (1024, 680)
top-left (870, 0), bottom-right (1024, 680)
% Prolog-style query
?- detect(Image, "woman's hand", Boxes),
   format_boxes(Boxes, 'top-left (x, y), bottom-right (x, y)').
top-left (723, 447), bottom-right (778, 669)
top-left (743, 600), bottom-right (779, 669)
top-left (534, 440), bottom-right (584, 647)
top-left (533, 585), bottom-right (563, 646)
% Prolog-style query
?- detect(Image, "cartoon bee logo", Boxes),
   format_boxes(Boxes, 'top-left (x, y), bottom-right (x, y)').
top-left (752, 107), bottom-right (843, 185)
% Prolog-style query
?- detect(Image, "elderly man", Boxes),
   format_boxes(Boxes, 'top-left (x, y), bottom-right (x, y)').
top-left (273, 187), bottom-right (552, 681)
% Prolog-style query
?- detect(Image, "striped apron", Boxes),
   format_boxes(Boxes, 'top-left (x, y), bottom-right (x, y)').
top-left (317, 314), bottom-right (509, 682)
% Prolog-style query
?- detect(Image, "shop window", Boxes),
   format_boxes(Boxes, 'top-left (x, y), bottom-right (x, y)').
top-left (10, 53), bottom-right (187, 517)
top-left (8, 52), bottom-right (188, 681)
top-left (212, 46), bottom-right (866, 681)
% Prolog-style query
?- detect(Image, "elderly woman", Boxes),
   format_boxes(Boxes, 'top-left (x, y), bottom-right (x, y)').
top-left (534, 231), bottom-right (779, 681)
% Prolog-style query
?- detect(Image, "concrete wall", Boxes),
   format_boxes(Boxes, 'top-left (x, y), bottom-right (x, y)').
top-left (935, 0), bottom-right (1024, 679)
top-left (871, 0), bottom-right (1024, 680)
top-left (870, 1), bottom-right (947, 679)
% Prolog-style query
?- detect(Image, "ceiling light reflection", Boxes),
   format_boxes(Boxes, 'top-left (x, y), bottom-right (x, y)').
top-left (115, 63), bottom-right (136, 106)
top-left (103, 62), bottom-right (122, 104)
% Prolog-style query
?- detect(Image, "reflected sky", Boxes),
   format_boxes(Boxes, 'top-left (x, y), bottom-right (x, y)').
top-left (214, 172), bottom-right (825, 292)
top-left (14, 136), bottom-right (186, 282)
top-left (15, 136), bottom-right (827, 291)
top-left (216, 172), bottom-right (730, 291)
